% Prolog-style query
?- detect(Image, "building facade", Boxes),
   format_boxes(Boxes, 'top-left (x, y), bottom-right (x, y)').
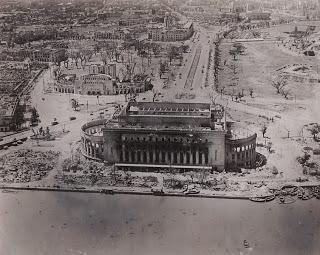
top-left (148, 22), bottom-right (194, 42)
top-left (89, 63), bottom-right (117, 79)
top-left (81, 102), bottom-right (257, 172)
top-left (76, 74), bottom-right (113, 95)
top-left (0, 48), bottom-right (67, 63)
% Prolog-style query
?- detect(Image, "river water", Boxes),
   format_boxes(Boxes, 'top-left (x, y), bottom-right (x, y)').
top-left (0, 191), bottom-right (319, 255)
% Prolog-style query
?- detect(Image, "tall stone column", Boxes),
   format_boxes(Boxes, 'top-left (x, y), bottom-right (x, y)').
top-left (159, 151), bottom-right (162, 163)
top-left (177, 152), bottom-right (181, 165)
top-left (122, 145), bottom-right (125, 162)
top-left (128, 150), bottom-right (132, 163)
top-left (183, 152), bottom-right (187, 164)
top-left (190, 151), bottom-right (193, 165)
top-left (202, 152), bottom-right (205, 165)
top-left (84, 141), bottom-right (87, 154)
top-left (88, 144), bottom-right (91, 156)
top-left (165, 151), bottom-right (169, 164)
top-left (88, 142), bottom-right (91, 156)
top-left (153, 149), bottom-right (156, 163)
top-left (171, 151), bottom-right (174, 164)
top-left (141, 151), bottom-right (145, 163)
top-left (195, 150), bottom-right (199, 165)
top-left (134, 151), bottom-right (138, 163)
top-left (146, 150), bottom-right (150, 163)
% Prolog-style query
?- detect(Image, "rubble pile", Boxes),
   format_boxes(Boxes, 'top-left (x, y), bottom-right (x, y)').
top-left (163, 175), bottom-right (229, 191)
top-left (56, 168), bottom-right (158, 188)
top-left (0, 149), bottom-right (60, 183)
top-left (61, 158), bottom-right (108, 173)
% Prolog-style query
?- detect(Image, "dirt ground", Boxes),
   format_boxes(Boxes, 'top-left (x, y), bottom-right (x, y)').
top-left (220, 41), bottom-right (320, 100)
top-left (210, 25), bottom-right (320, 183)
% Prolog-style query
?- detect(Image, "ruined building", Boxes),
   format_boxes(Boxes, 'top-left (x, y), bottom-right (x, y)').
top-left (81, 102), bottom-right (257, 172)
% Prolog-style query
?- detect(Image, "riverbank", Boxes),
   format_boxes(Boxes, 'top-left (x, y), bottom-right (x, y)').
top-left (1, 182), bottom-right (319, 202)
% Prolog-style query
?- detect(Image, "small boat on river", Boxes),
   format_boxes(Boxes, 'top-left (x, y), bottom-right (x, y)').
top-left (249, 195), bottom-right (275, 202)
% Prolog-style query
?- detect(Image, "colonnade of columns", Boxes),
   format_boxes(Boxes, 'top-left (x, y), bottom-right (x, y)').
top-left (86, 127), bottom-right (102, 135)
top-left (228, 144), bottom-right (256, 167)
top-left (83, 139), bottom-right (103, 159)
top-left (120, 145), bottom-right (208, 165)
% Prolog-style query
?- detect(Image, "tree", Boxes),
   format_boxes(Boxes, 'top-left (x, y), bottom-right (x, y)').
top-left (229, 49), bottom-right (238, 60)
top-left (180, 44), bottom-right (190, 53)
top-left (14, 104), bottom-right (25, 130)
top-left (167, 46), bottom-right (180, 63)
top-left (281, 88), bottom-right (290, 99)
top-left (233, 43), bottom-right (246, 55)
top-left (261, 125), bottom-right (267, 138)
top-left (152, 44), bottom-right (161, 57)
top-left (152, 89), bottom-right (160, 102)
top-left (30, 107), bottom-right (39, 123)
top-left (55, 50), bottom-right (68, 67)
top-left (138, 49), bottom-right (148, 67)
top-left (309, 124), bottom-right (320, 140)
top-left (159, 61), bottom-right (166, 79)
top-left (272, 76), bottom-right (288, 94)
top-left (70, 98), bottom-right (79, 111)
top-left (209, 90), bottom-right (218, 105)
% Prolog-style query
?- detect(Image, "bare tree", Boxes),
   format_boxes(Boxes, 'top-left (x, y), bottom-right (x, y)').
top-left (309, 124), bottom-right (320, 140)
top-left (70, 98), bottom-right (79, 111)
top-left (281, 88), bottom-right (290, 99)
top-left (229, 49), bottom-right (237, 60)
top-left (152, 89), bottom-right (160, 102)
top-left (272, 75), bottom-right (288, 94)
top-left (261, 125), bottom-right (267, 138)
top-left (159, 61), bottom-right (166, 79)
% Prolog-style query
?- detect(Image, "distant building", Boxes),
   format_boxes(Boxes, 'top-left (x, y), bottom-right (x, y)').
top-left (81, 102), bottom-right (257, 172)
top-left (246, 12), bottom-right (271, 21)
top-left (0, 95), bottom-right (18, 132)
top-left (75, 73), bottom-right (151, 96)
top-left (0, 48), bottom-right (67, 63)
top-left (97, 10), bottom-right (122, 20)
top-left (31, 48), bottom-right (67, 63)
top-left (148, 21), bottom-right (194, 42)
top-left (53, 62), bottom-right (151, 96)
top-left (94, 28), bottom-right (135, 41)
top-left (148, 12), bottom-right (194, 42)
top-left (53, 74), bottom-right (76, 94)
top-left (77, 74), bottom-right (114, 95)
top-left (220, 12), bottom-right (240, 23)
top-left (118, 17), bottom-right (151, 26)
top-left (89, 63), bottom-right (117, 79)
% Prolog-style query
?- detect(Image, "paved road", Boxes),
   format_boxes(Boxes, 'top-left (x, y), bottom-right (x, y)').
top-left (184, 46), bottom-right (202, 89)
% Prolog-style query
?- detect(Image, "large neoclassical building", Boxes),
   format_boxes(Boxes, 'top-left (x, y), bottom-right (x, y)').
top-left (81, 102), bottom-right (257, 172)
